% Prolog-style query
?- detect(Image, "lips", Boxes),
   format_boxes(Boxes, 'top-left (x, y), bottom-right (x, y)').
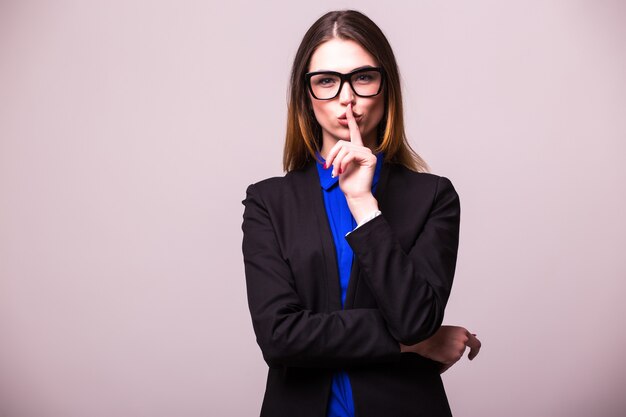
top-left (337, 116), bottom-right (361, 126)
top-left (338, 111), bottom-right (362, 119)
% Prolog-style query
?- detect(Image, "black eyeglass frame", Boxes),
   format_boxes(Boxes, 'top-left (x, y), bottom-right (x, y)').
top-left (304, 67), bottom-right (385, 100)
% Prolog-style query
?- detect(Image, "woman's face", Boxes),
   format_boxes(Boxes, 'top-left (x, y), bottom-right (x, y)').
top-left (307, 38), bottom-right (385, 154)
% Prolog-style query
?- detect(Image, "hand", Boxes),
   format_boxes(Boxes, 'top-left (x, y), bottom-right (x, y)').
top-left (400, 325), bottom-right (481, 374)
top-left (324, 103), bottom-right (379, 222)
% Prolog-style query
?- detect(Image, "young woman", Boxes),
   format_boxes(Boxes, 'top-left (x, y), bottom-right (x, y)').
top-left (242, 10), bottom-right (480, 417)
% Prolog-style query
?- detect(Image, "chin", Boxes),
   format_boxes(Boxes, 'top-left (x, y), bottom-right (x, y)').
top-left (335, 133), bottom-right (352, 141)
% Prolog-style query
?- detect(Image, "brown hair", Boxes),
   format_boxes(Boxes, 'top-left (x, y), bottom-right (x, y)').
top-left (283, 10), bottom-right (429, 173)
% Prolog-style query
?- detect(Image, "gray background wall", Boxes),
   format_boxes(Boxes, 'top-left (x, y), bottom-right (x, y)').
top-left (1, 1), bottom-right (625, 416)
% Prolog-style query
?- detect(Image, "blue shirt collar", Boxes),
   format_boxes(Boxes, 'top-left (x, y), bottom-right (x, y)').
top-left (315, 151), bottom-right (384, 191)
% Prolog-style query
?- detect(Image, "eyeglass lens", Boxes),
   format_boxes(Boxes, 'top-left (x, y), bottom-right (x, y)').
top-left (309, 70), bottom-right (382, 100)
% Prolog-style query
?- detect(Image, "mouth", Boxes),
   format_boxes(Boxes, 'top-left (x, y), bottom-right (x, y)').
top-left (338, 115), bottom-right (362, 126)
top-left (337, 112), bottom-right (362, 120)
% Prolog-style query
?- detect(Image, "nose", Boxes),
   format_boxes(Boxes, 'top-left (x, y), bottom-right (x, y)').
top-left (338, 79), bottom-right (355, 104)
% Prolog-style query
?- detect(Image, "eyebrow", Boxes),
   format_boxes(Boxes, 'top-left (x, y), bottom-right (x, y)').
top-left (311, 65), bottom-right (376, 73)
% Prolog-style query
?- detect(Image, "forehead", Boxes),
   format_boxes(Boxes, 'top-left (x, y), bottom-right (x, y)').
top-left (308, 39), bottom-right (378, 73)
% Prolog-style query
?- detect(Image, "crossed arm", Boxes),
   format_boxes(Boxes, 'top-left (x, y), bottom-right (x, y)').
top-left (242, 183), bottom-right (481, 372)
top-left (323, 102), bottom-right (480, 372)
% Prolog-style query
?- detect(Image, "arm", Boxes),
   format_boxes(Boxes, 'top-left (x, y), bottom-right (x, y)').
top-left (242, 184), bottom-right (401, 368)
top-left (345, 176), bottom-right (460, 345)
top-left (324, 104), bottom-right (461, 348)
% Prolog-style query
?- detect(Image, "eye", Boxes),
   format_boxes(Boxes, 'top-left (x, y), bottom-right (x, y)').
top-left (313, 77), bottom-right (337, 88)
top-left (354, 72), bottom-right (377, 84)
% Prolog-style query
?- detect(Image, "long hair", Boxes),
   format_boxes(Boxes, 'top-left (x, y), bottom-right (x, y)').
top-left (283, 10), bottom-right (429, 173)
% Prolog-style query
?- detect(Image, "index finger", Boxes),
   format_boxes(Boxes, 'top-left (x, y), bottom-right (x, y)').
top-left (345, 102), bottom-right (363, 146)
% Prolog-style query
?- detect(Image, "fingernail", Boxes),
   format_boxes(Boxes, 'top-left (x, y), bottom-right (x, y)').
top-left (339, 167), bottom-right (343, 174)
top-left (323, 162), bottom-right (327, 169)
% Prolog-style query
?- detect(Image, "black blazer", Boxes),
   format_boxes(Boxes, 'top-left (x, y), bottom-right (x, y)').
top-left (241, 160), bottom-right (460, 417)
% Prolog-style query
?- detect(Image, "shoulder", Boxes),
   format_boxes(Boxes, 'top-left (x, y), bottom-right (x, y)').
top-left (245, 176), bottom-right (286, 196)
top-left (242, 165), bottom-right (310, 207)
top-left (386, 163), bottom-right (458, 202)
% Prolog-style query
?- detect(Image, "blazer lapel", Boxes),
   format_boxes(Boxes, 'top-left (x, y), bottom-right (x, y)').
top-left (302, 162), bottom-right (343, 312)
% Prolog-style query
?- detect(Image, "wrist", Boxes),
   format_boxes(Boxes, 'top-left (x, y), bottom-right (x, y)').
top-left (346, 194), bottom-right (379, 224)
top-left (400, 341), bottom-right (427, 355)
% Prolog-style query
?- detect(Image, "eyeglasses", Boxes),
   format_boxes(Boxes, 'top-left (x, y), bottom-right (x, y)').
top-left (305, 67), bottom-right (384, 100)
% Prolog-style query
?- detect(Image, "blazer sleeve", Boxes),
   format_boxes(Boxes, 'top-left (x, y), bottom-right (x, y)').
top-left (345, 176), bottom-right (460, 345)
top-left (242, 183), bottom-right (401, 368)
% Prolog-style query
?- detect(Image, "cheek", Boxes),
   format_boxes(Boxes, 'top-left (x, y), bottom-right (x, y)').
top-left (311, 101), bottom-right (333, 125)
top-left (367, 98), bottom-right (385, 126)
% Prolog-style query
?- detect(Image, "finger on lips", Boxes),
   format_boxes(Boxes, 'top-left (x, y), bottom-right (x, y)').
top-left (346, 103), bottom-right (363, 145)
top-left (324, 103), bottom-right (365, 175)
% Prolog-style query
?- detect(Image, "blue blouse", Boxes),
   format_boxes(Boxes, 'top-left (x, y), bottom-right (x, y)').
top-left (314, 152), bottom-right (384, 417)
